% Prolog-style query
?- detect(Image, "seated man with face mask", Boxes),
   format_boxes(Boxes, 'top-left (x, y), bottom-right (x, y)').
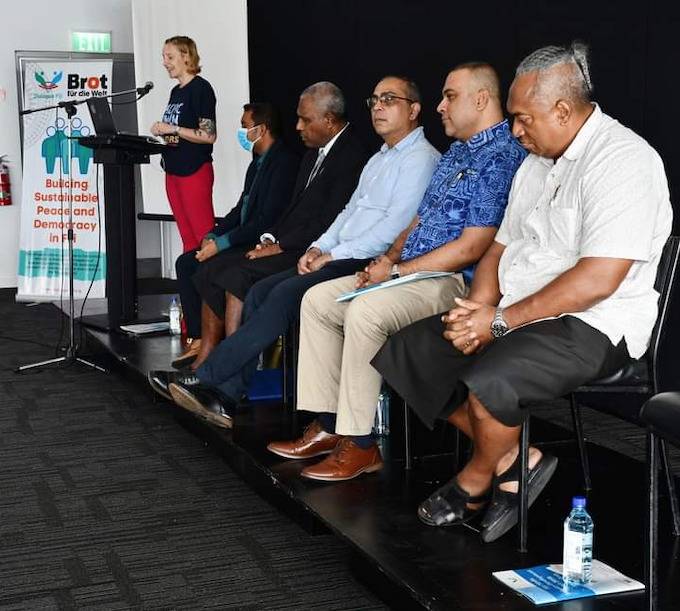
top-left (171, 102), bottom-right (300, 370)
top-left (151, 76), bottom-right (441, 429)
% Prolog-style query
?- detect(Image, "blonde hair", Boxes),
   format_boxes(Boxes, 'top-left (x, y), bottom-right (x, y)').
top-left (164, 36), bottom-right (201, 75)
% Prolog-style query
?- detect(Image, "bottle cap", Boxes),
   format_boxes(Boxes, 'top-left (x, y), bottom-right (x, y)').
top-left (572, 496), bottom-right (587, 509)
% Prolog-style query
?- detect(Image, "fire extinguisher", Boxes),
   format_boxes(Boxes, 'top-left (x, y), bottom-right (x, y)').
top-left (0, 156), bottom-right (11, 206)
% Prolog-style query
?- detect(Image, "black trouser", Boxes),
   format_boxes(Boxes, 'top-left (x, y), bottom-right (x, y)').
top-left (372, 314), bottom-right (631, 428)
top-left (175, 250), bottom-right (201, 338)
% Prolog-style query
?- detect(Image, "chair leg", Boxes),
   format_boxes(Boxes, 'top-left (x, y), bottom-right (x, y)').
top-left (404, 400), bottom-right (413, 471)
top-left (569, 394), bottom-right (592, 491)
top-left (659, 439), bottom-right (680, 536)
top-left (281, 332), bottom-right (289, 409)
top-left (452, 428), bottom-right (461, 474)
top-left (646, 431), bottom-right (659, 611)
top-left (290, 322), bottom-right (299, 410)
top-left (518, 419), bottom-right (530, 553)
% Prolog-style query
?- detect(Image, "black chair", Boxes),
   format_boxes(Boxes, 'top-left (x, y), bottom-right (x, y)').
top-left (280, 322), bottom-right (299, 411)
top-left (518, 235), bottom-right (680, 551)
top-left (639, 392), bottom-right (680, 611)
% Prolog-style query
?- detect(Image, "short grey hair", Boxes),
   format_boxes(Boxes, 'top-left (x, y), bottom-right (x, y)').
top-left (300, 81), bottom-right (346, 122)
top-left (516, 41), bottom-right (593, 104)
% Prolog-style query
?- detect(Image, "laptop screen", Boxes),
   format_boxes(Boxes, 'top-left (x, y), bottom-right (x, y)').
top-left (87, 97), bottom-right (117, 135)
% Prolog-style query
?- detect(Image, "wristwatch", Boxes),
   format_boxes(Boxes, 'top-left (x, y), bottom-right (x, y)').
top-left (490, 307), bottom-right (509, 338)
top-left (259, 232), bottom-right (277, 244)
top-left (390, 264), bottom-right (400, 280)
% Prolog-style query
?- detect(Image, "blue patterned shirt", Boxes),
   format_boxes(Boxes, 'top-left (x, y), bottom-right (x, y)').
top-left (401, 120), bottom-right (527, 284)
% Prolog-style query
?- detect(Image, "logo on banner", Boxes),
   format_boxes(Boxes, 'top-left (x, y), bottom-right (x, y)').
top-left (28, 70), bottom-right (109, 102)
top-left (66, 73), bottom-right (109, 98)
top-left (34, 71), bottom-right (63, 90)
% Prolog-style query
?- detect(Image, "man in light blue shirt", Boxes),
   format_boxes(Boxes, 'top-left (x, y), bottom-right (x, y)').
top-left (308, 121), bottom-right (439, 262)
top-left (150, 75), bottom-right (440, 421)
top-left (268, 62), bottom-right (527, 483)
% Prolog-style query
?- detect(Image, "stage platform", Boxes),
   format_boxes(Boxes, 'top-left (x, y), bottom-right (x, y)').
top-left (81, 295), bottom-right (680, 611)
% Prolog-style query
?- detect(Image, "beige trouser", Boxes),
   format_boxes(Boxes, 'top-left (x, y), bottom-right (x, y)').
top-left (297, 273), bottom-right (468, 435)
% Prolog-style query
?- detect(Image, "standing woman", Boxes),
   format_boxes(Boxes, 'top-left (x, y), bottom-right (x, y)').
top-left (151, 36), bottom-right (217, 252)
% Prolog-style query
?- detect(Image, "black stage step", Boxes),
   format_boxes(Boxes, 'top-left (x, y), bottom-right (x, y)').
top-left (83, 315), bottom-right (680, 611)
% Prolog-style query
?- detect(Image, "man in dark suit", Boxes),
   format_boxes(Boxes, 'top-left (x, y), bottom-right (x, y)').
top-left (171, 102), bottom-right (300, 369)
top-left (188, 81), bottom-right (368, 369)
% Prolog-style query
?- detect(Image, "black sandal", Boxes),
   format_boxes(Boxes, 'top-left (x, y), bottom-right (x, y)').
top-left (480, 454), bottom-right (521, 529)
top-left (480, 453), bottom-right (559, 543)
top-left (418, 477), bottom-right (491, 527)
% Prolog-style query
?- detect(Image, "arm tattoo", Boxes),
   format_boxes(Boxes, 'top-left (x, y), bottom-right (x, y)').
top-left (198, 117), bottom-right (216, 137)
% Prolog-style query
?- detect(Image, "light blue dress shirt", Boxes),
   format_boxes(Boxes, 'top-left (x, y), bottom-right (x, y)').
top-left (311, 126), bottom-right (440, 260)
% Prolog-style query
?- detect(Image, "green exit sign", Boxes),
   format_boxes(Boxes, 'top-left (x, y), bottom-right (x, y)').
top-left (72, 31), bottom-right (111, 53)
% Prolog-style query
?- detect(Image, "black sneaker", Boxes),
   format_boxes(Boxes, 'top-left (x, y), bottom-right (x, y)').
top-left (168, 382), bottom-right (236, 429)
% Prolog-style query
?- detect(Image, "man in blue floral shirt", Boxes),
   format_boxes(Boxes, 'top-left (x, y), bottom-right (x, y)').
top-left (267, 62), bottom-right (527, 482)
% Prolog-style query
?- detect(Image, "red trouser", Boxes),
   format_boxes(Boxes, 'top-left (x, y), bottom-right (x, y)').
top-left (165, 162), bottom-right (215, 252)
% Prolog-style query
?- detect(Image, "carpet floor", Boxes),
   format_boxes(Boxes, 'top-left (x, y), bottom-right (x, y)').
top-left (0, 289), bottom-right (390, 611)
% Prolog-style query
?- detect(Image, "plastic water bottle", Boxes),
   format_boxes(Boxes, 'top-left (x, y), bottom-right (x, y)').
top-left (563, 496), bottom-right (594, 585)
top-left (373, 382), bottom-right (390, 436)
top-left (169, 295), bottom-right (181, 335)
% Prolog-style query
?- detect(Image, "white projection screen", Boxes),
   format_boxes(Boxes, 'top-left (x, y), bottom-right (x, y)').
top-left (131, 0), bottom-right (251, 217)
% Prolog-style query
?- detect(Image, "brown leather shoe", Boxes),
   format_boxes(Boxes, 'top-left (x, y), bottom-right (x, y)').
top-left (267, 420), bottom-right (343, 460)
top-left (300, 438), bottom-right (383, 482)
top-left (171, 338), bottom-right (202, 370)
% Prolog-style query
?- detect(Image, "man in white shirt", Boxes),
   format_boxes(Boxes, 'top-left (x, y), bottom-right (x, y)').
top-left (372, 41), bottom-right (673, 543)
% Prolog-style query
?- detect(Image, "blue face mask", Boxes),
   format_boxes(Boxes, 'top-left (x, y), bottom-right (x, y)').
top-left (237, 125), bottom-right (262, 152)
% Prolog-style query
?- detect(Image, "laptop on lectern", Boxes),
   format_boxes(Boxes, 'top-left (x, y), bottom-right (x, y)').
top-left (86, 97), bottom-right (118, 135)
top-left (86, 97), bottom-right (164, 147)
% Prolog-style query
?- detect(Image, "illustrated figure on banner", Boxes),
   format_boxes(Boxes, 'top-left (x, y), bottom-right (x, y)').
top-left (40, 118), bottom-right (92, 176)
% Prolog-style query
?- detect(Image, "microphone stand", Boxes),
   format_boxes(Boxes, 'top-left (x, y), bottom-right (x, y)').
top-left (19, 84), bottom-right (150, 117)
top-left (15, 85), bottom-right (150, 374)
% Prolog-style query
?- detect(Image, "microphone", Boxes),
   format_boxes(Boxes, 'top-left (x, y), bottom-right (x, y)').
top-left (136, 81), bottom-right (154, 96)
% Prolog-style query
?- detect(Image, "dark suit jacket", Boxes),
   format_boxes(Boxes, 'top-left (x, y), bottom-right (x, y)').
top-left (272, 126), bottom-right (369, 252)
top-left (211, 140), bottom-right (300, 248)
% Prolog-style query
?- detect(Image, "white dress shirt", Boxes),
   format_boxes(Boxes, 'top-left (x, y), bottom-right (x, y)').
top-left (496, 104), bottom-right (673, 358)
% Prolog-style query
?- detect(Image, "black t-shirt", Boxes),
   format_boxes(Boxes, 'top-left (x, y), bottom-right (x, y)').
top-left (161, 75), bottom-right (216, 176)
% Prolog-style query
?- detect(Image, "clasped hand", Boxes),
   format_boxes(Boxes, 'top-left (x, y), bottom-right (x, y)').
top-left (246, 240), bottom-right (282, 259)
top-left (195, 238), bottom-right (218, 262)
top-left (442, 297), bottom-right (495, 355)
top-left (297, 248), bottom-right (331, 275)
top-left (355, 254), bottom-right (392, 289)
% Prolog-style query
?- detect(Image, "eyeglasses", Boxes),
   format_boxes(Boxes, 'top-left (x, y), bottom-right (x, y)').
top-left (365, 93), bottom-right (415, 109)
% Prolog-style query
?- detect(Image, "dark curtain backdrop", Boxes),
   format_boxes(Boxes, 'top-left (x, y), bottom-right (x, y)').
top-left (247, 0), bottom-right (680, 230)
